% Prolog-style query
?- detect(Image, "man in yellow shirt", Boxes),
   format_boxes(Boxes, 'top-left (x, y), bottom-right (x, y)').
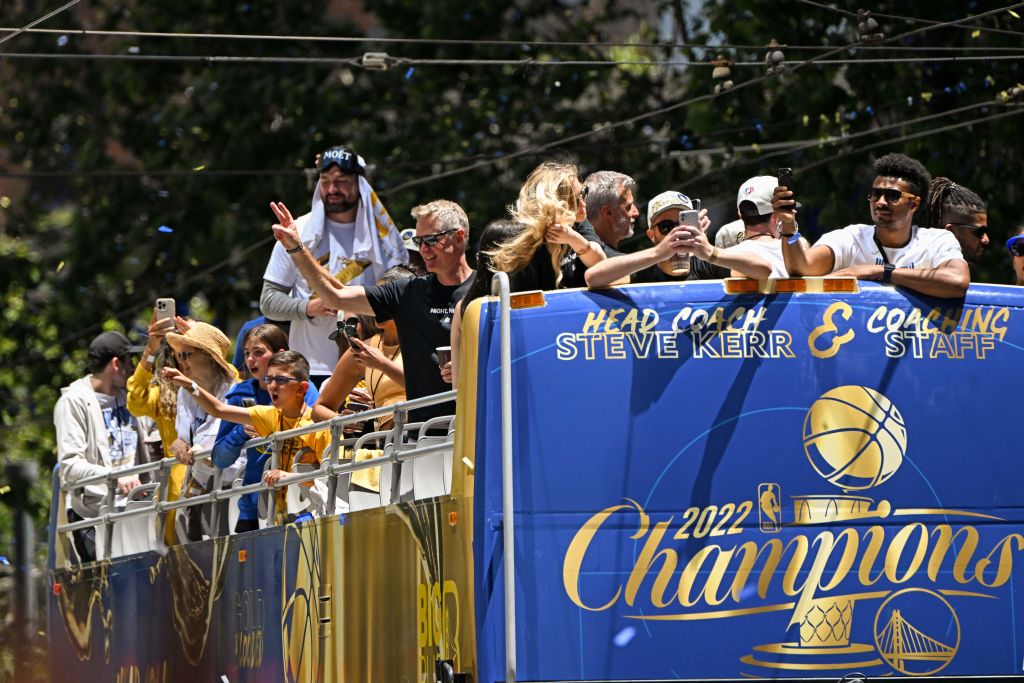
top-left (162, 351), bottom-right (329, 520)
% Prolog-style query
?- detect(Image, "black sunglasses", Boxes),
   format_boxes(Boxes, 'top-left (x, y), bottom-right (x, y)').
top-left (318, 147), bottom-right (363, 175)
top-left (264, 375), bottom-right (302, 386)
top-left (868, 187), bottom-right (917, 203)
top-left (949, 223), bottom-right (988, 239)
top-left (411, 228), bottom-right (459, 248)
top-left (653, 219), bottom-right (678, 235)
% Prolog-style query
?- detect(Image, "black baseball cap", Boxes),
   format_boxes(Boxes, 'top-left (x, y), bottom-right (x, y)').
top-left (88, 331), bottom-right (144, 366)
top-left (318, 146), bottom-right (365, 175)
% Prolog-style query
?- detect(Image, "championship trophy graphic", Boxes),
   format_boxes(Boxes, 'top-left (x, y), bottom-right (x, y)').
top-left (743, 386), bottom-right (960, 676)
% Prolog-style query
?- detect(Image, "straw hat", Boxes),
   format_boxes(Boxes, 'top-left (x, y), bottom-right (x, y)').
top-left (166, 322), bottom-right (237, 378)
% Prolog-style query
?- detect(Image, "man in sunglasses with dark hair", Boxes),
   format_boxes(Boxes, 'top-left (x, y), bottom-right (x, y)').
top-left (585, 191), bottom-right (771, 288)
top-left (269, 199), bottom-right (472, 424)
top-left (777, 152), bottom-right (969, 298)
top-left (261, 145), bottom-right (408, 388)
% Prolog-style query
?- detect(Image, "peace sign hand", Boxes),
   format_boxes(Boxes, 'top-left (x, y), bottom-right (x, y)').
top-left (270, 201), bottom-right (301, 250)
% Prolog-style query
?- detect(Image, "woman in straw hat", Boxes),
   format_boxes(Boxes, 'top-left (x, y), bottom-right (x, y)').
top-left (165, 322), bottom-right (239, 540)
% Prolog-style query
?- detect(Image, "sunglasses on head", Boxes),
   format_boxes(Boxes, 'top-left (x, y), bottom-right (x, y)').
top-left (411, 228), bottom-right (459, 248)
top-left (1007, 236), bottom-right (1024, 257)
top-left (950, 223), bottom-right (988, 239)
top-left (868, 187), bottom-right (917, 203)
top-left (318, 147), bottom-right (363, 175)
top-left (653, 219), bottom-right (679, 235)
top-left (264, 375), bottom-right (301, 386)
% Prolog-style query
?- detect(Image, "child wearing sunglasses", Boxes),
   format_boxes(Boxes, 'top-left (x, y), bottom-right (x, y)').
top-left (163, 350), bottom-right (329, 522)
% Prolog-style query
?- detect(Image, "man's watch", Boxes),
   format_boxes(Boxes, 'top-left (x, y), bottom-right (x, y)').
top-left (882, 263), bottom-right (896, 284)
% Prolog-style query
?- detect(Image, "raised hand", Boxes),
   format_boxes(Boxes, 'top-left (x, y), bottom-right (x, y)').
top-left (161, 367), bottom-right (189, 387)
top-left (270, 201), bottom-right (301, 250)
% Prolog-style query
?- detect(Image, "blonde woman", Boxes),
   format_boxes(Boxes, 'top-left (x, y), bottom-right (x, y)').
top-left (126, 309), bottom-right (191, 544)
top-left (489, 161), bottom-right (606, 291)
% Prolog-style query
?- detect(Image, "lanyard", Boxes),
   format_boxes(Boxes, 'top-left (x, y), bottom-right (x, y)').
top-left (873, 226), bottom-right (914, 266)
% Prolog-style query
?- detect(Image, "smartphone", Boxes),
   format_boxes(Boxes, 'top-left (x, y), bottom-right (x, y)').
top-left (241, 398), bottom-right (257, 408)
top-left (777, 168), bottom-right (795, 195)
top-left (155, 297), bottom-right (175, 321)
top-left (346, 401), bottom-right (369, 412)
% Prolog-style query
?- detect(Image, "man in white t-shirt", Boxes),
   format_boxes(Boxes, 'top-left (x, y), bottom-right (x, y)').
top-left (721, 175), bottom-right (791, 278)
top-left (778, 153), bottom-right (968, 298)
top-left (260, 146), bottom-right (407, 385)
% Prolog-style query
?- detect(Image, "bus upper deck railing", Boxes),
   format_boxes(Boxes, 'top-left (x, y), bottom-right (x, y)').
top-left (55, 390), bottom-right (457, 564)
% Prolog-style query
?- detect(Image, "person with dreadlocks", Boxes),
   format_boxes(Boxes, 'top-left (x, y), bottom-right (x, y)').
top-left (924, 177), bottom-right (989, 265)
top-left (777, 152), bottom-right (969, 298)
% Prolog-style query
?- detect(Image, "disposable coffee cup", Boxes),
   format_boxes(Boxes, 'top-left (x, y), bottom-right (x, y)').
top-left (436, 346), bottom-right (452, 365)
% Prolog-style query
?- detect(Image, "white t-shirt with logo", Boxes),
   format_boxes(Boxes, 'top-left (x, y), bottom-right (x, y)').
top-left (816, 224), bottom-right (964, 271)
top-left (95, 390), bottom-right (138, 470)
top-left (726, 237), bottom-right (788, 277)
top-left (264, 218), bottom-right (377, 376)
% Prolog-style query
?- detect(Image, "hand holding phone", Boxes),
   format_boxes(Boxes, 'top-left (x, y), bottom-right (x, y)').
top-left (155, 298), bottom-right (176, 321)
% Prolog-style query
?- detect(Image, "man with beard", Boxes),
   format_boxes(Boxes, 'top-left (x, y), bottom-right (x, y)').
top-left (778, 153), bottom-right (968, 298)
top-left (261, 146), bottom-right (407, 387)
top-left (583, 170), bottom-right (640, 256)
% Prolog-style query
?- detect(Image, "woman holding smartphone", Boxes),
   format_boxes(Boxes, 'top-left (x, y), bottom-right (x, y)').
top-left (313, 266), bottom-right (413, 431)
top-left (211, 323), bottom-right (319, 533)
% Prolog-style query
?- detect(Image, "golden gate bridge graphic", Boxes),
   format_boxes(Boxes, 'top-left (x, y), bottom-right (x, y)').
top-left (875, 608), bottom-right (956, 671)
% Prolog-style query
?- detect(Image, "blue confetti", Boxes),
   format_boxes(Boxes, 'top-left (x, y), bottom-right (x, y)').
top-left (158, 225), bottom-right (173, 234)
top-left (56, 35), bottom-right (68, 47)
top-left (613, 626), bottom-right (636, 647)
top-left (755, 122), bottom-right (764, 133)
top-left (943, 86), bottom-right (952, 94)
top-left (158, 190), bottom-right (170, 198)
top-left (405, 67), bottom-right (415, 79)
top-left (865, 105), bottom-right (875, 116)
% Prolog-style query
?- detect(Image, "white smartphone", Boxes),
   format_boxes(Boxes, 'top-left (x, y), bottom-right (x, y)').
top-left (155, 297), bottom-right (175, 321)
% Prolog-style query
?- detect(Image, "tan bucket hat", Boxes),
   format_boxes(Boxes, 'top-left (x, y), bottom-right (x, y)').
top-left (166, 322), bottom-right (237, 379)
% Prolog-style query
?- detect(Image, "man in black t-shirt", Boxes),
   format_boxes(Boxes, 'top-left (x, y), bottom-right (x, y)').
top-left (269, 199), bottom-right (474, 422)
top-left (585, 190), bottom-right (772, 288)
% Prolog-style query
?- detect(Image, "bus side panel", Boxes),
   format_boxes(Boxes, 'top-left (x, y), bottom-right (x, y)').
top-left (475, 283), bottom-right (1024, 682)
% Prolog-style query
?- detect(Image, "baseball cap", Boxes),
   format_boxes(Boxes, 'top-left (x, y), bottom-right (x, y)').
top-left (736, 176), bottom-right (777, 217)
top-left (647, 191), bottom-right (694, 225)
top-left (88, 331), bottom-right (144, 366)
top-left (318, 146), bottom-right (366, 175)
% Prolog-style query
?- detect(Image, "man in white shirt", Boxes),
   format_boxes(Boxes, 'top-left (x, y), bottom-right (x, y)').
top-left (778, 153), bottom-right (968, 298)
top-left (260, 146), bottom-right (407, 385)
top-left (721, 175), bottom-right (791, 278)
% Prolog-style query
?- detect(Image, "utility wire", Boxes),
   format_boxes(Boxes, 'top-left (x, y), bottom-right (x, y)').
top-left (790, 0), bottom-right (1024, 38)
top-left (0, 0), bottom-right (83, 49)
top-left (5, 25), bottom-right (1024, 50)
top-left (6, 51), bottom-right (1024, 67)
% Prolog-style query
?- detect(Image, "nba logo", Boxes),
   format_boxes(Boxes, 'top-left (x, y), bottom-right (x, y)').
top-left (758, 483), bottom-right (782, 532)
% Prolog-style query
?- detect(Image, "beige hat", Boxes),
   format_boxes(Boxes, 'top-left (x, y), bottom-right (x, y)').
top-left (646, 191), bottom-right (694, 225)
top-left (166, 322), bottom-right (238, 379)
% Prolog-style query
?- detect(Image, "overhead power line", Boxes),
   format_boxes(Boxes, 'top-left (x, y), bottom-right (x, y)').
top-left (0, 0), bottom-right (83, 49)
top-left (5, 51), bottom-right (1024, 67)
top-left (790, 0), bottom-right (1024, 38)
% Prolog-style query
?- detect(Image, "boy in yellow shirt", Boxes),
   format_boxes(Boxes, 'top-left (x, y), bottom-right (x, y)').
top-left (162, 351), bottom-right (330, 520)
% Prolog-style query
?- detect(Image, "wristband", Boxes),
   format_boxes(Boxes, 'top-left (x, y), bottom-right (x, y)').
top-left (707, 246), bottom-right (719, 263)
top-left (286, 244), bottom-right (303, 254)
top-left (145, 354), bottom-right (156, 365)
top-left (189, 380), bottom-right (200, 396)
top-left (784, 230), bottom-right (802, 245)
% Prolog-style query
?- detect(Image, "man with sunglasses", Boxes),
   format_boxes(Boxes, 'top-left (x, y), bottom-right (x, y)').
top-left (54, 331), bottom-right (147, 561)
top-left (585, 191), bottom-right (772, 288)
top-left (261, 145), bottom-right (407, 387)
top-left (270, 199), bottom-right (473, 423)
top-left (778, 153), bottom-right (968, 298)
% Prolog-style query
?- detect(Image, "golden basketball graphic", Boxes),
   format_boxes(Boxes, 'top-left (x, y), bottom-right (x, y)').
top-left (802, 386), bottom-right (906, 491)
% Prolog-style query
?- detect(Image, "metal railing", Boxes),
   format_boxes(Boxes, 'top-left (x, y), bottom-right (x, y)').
top-left (491, 272), bottom-right (517, 683)
top-left (56, 390), bottom-right (457, 563)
